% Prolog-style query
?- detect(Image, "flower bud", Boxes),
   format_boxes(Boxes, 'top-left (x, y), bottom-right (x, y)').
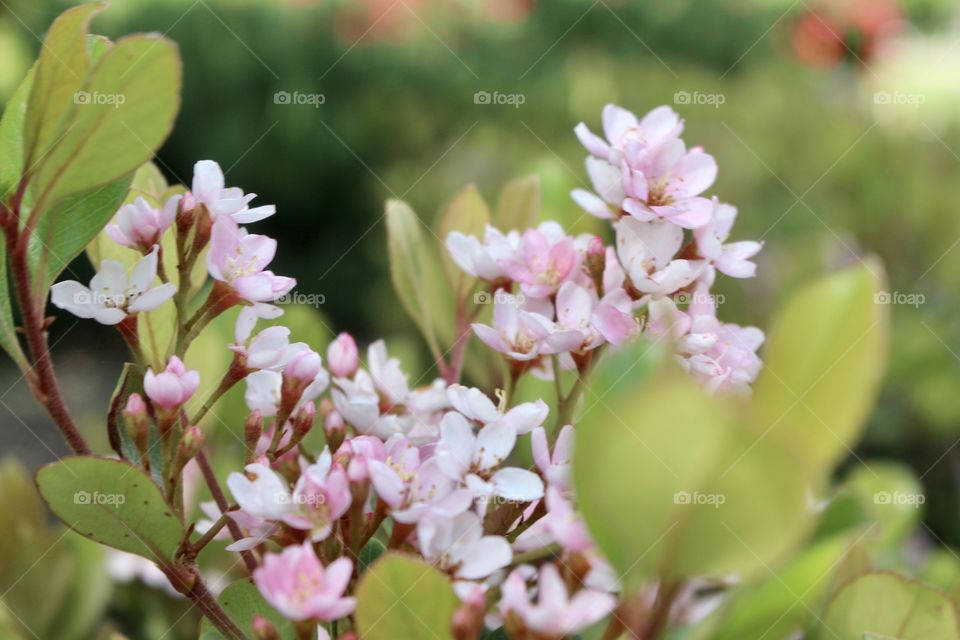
top-left (284, 348), bottom-right (323, 385)
top-left (122, 393), bottom-right (149, 457)
top-left (585, 235), bottom-right (606, 294)
top-left (291, 401), bottom-right (316, 443)
top-left (144, 356), bottom-right (199, 410)
top-left (327, 332), bottom-right (359, 378)
top-left (252, 615), bottom-right (279, 640)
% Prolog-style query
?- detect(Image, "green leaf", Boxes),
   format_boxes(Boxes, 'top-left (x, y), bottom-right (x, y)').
top-left (841, 462), bottom-right (925, 548)
top-left (0, 67), bottom-right (35, 198)
top-left (752, 262), bottom-right (889, 474)
top-left (199, 580), bottom-right (296, 639)
top-left (29, 173), bottom-right (132, 292)
top-left (437, 184), bottom-right (489, 300)
top-left (821, 572), bottom-right (960, 640)
top-left (356, 553), bottom-right (459, 640)
top-left (495, 175), bottom-right (539, 230)
top-left (385, 199), bottom-right (454, 354)
top-left (574, 369), bottom-right (814, 586)
top-left (33, 33), bottom-right (181, 207)
top-left (359, 537), bottom-right (386, 574)
top-left (708, 533), bottom-right (862, 640)
top-left (35, 456), bottom-right (184, 563)
top-left (22, 2), bottom-right (104, 171)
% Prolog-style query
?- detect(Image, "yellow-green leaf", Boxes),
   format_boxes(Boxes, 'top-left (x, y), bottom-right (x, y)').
top-left (356, 553), bottom-right (458, 640)
top-left (752, 262), bottom-right (890, 474)
top-left (495, 174), bottom-right (539, 231)
top-left (437, 184), bottom-right (490, 299)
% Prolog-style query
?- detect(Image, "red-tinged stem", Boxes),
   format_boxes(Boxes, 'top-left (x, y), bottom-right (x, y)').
top-left (1, 196), bottom-right (90, 455)
top-left (166, 563), bottom-right (247, 640)
top-left (195, 448), bottom-right (258, 574)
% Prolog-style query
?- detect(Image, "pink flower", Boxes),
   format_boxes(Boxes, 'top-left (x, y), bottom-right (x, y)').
top-left (233, 325), bottom-right (292, 371)
top-left (471, 294), bottom-right (555, 361)
top-left (51, 246), bottom-right (177, 325)
top-left (207, 217), bottom-right (296, 303)
top-left (253, 542), bottom-right (355, 622)
top-left (327, 333), bottom-right (359, 378)
top-left (500, 564), bottom-right (616, 638)
top-left (615, 218), bottom-right (704, 296)
top-left (447, 384), bottom-right (548, 435)
top-left (106, 195), bottom-right (180, 250)
top-left (514, 486), bottom-right (593, 554)
top-left (574, 104), bottom-right (683, 164)
top-left (498, 222), bottom-right (578, 298)
top-left (435, 412), bottom-right (544, 504)
top-left (418, 510), bottom-right (512, 580)
top-left (228, 462), bottom-right (296, 521)
top-left (192, 160), bottom-right (276, 224)
top-left (445, 226), bottom-right (521, 282)
top-left (143, 356), bottom-right (199, 409)
top-left (531, 425), bottom-right (573, 491)
top-left (694, 198), bottom-right (762, 278)
top-left (368, 435), bottom-right (470, 523)
top-left (283, 451), bottom-right (352, 541)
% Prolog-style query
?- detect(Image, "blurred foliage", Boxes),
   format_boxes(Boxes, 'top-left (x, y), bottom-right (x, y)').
top-left (1, 0), bottom-right (960, 637)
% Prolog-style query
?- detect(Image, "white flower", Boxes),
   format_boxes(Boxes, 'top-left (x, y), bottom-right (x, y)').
top-left (192, 160), bottom-right (275, 224)
top-left (50, 246), bottom-right (176, 325)
top-left (418, 510), bottom-right (512, 580)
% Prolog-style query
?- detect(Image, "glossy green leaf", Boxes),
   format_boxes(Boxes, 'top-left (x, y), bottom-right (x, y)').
top-left (752, 262), bottom-right (889, 473)
top-left (437, 184), bottom-right (489, 299)
top-left (29, 173), bottom-right (132, 292)
top-left (198, 580), bottom-right (295, 639)
top-left (356, 553), bottom-right (458, 640)
top-left (495, 174), bottom-right (539, 231)
top-left (33, 33), bottom-right (181, 207)
top-left (0, 67), bottom-right (34, 198)
top-left (386, 199), bottom-right (454, 354)
top-left (709, 533), bottom-right (862, 640)
top-left (36, 456), bottom-right (184, 563)
top-left (22, 2), bottom-right (103, 170)
top-left (821, 572), bottom-right (960, 640)
top-left (574, 369), bottom-right (813, 586)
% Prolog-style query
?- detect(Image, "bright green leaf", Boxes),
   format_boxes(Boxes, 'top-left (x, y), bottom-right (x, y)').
top-left (36, 456), bottom-right (184, 563)
top-left (359, 538), bottom-right (386, 574)
top-left (841, 462), bottom-right (925, 548)
top-left (34, 33), bottom-right (181, 207)
top-left (752, 262), bottom-right (889, 474)
top-left (821, 572), bottom-right (960, 640)
top-left (386, 199), bottom-right (454, 355)
top-left (22, 2), bottom-right (104, 170)
top-left (495, 175), bottom-right (539, 231)
top-left (198, 580), bottom-right (296, 639)
top-left (29, 173), bottom-right (132, 292)
top-left (356, 553), bottom-right (458, 640)
top-left (574, 369), bottom-right (814, 586)
top-left (709, 533), bottom-right (862, 640)
top-left (0, 67), bottom-right (35, 198)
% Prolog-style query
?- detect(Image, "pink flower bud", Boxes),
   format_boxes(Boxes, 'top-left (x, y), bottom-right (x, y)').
top-left (284, 348), bottom-right (323, 384)
top-left (324, 409), bottom-right (345, 434)
top-left (327, 333), bottom-right (359, 378)
top-left (124, 393), bottom-right (147, 418)
top-left (587, 235), bottom-right (605, 256)
top-left (144, 356), bottom-right (200, 409)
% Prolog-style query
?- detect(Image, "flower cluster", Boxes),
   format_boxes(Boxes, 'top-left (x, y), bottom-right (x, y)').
top-left (46, 104), bottom-right (766, 639)
top-left (448, 104), bottom-right (764, 393)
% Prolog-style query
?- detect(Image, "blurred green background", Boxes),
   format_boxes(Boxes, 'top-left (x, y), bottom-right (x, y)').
top-left (1, 0), bottom-right (960, 637)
